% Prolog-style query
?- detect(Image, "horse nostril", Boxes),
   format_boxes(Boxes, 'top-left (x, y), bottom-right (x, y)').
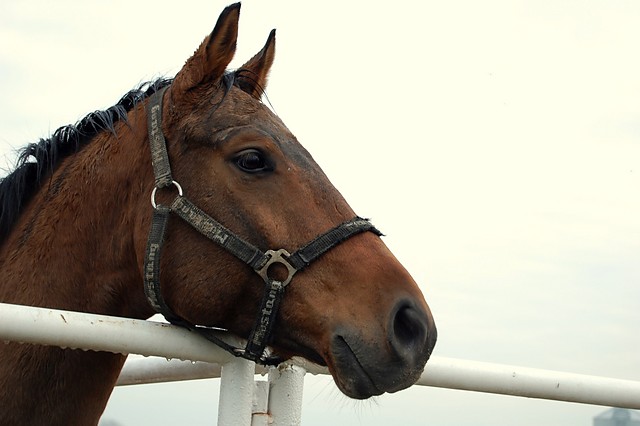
top-left (391, 303), bottom-right (430, 356)
top-left (394, 306), bottom-right (419, 347)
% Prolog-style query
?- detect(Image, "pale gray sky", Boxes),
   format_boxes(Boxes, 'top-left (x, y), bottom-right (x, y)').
top-left (1, 1), bottom-right (639, 425)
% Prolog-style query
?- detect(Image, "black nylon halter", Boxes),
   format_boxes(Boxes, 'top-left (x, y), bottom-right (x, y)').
top-left (143, 86), bottom-right (382, 365)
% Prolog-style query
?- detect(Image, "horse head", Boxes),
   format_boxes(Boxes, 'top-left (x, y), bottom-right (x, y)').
top-left (134, 3), bottom-right (436, 399)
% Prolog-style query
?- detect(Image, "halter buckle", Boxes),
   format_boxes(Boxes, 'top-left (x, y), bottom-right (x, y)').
top-left (256, 249), bottom-right (297, 287)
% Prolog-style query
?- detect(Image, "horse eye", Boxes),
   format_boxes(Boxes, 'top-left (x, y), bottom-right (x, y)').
top-left (234, 149), bottom-right (271, 173)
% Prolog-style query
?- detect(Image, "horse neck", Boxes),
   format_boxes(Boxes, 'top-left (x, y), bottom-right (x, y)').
top-left (0, 113), bottom-right (154, 317)
top-left (0, 109), bottom-right (154, 425)
top-left (0, 346), bottom-right (127, 425)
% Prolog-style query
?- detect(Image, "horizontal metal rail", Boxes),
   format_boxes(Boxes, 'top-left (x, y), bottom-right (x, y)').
top-left (1, 302), bottom-right (639, 409)
top-left (417, 357), bottom-right (640, 408)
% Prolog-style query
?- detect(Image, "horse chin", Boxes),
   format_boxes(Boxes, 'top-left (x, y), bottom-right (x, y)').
top-left (270, 337), bottom-right (386, 399)
top-left (327, 336), bottom-right (385, 399)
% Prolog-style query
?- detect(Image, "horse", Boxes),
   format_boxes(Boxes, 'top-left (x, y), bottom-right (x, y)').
top-left (0, 3), bottom-right (436, 424)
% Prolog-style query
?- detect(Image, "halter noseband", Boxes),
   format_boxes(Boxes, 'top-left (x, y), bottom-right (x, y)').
top-left (143, 86), bottom-right (382, 365)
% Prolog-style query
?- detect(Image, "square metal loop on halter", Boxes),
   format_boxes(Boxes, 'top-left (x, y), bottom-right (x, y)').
top-left (256, 249), bottom-right (298, 287)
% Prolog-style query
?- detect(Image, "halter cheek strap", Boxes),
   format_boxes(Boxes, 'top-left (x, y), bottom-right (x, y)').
top-left (143, 86), bottom-right (382, 365)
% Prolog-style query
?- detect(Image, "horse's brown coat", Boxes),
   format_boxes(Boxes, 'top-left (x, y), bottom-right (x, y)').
top-left (0, 4), bottom-right (436, 424)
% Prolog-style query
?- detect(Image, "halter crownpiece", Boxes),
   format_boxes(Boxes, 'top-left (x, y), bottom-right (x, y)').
top-left (143, 85), bottom-right (382, 365)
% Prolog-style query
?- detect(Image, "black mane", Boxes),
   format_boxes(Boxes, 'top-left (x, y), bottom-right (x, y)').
top-left (0, 68), bottom-right (264, 243)
top-left (0, 78), bottom-right (172, 242)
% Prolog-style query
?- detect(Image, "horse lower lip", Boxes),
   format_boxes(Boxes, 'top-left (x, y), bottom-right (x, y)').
top-left (330, 336), bottom-right (383, 399)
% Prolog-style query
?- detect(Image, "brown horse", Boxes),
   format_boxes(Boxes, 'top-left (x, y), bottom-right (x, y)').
top-left (0, 3), bottom-right (436, 425)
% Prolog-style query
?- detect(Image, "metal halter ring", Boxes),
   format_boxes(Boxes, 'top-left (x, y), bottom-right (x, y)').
top-left (151, 180), bottom-right (183, 209)
top-left (256, 249), bottom-right (298, 287)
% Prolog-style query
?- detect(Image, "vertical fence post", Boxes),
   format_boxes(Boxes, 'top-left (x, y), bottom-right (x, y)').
top-left (268, 364), bottom-right (306, 426)
top-left (217, 357), bottom-right (256, 426)
top-left (251, 380), bottom-right (270, 426)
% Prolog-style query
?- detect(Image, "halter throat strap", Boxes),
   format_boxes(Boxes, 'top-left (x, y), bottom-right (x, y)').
top-left (143, 86), bottom-right (381, 365)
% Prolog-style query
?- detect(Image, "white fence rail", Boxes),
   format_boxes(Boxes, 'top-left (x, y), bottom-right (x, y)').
top-left (1, 302), bottom-right (639, 424)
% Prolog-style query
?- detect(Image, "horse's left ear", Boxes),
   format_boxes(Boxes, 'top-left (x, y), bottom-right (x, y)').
top-left (236, 29), bottom-right (276, 99)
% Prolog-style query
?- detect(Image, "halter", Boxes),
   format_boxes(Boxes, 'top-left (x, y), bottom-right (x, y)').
top-left (143, 86), bottom-right (382, 365)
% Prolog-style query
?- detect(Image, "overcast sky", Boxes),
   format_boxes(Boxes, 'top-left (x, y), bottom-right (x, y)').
top-left (1, 1), bottom-right (639, 425)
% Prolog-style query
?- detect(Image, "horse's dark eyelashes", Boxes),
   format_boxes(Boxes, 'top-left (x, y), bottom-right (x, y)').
top-left (233, 149), bottom-right (273, 174)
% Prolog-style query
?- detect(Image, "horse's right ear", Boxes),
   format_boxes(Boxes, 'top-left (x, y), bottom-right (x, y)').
top-left (172, 3), bottom-right (241, 96)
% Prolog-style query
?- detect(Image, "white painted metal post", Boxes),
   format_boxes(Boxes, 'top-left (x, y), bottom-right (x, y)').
top-left (217, 357), bottom-right (256, 426)
top-left (251, 380), bottom-right (270, 426)
top-left (268, 364), bottom-right (306, 426)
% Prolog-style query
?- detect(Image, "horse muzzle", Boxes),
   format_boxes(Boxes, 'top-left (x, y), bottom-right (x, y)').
top-left (328, 298), bottom-right (437, 399)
